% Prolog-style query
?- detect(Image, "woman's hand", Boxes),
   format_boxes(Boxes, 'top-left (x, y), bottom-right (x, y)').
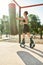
top-left (16, 17), bottom-right (18, 20)
top-left (20, 22), bottom-right (23, 25)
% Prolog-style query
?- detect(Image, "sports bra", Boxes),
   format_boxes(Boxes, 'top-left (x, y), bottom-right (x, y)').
top-left (23, 19), bottom-right (26, 22)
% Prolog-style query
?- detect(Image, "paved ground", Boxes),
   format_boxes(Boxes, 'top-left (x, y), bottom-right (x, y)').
top-left (0, 42), bottom-right (43, 65)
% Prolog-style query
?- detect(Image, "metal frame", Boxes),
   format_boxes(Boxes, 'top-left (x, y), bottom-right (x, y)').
top-left (19, 7), bottom-right (21, 43)
top-left (13, 0), bottom-right (43, 43)
top-left (21, 3), bottom-right (43, 8)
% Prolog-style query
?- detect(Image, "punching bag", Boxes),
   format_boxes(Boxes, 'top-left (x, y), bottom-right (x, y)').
top-left (9, 3), bottom-right (18, 35)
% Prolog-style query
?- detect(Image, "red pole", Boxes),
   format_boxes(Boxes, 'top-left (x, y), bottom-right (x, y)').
top-left (13, 0), bottom-right (21, 7)
top-left (21, 3), bottom-right (43, 8)
top-left (19, 7), bottom-right (21, 43)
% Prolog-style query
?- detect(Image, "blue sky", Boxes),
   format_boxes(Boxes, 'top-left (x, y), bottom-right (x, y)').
top-left (15, 0), bottom-right (43, 6)
top-left (0, 0), bottom-right (43, 24)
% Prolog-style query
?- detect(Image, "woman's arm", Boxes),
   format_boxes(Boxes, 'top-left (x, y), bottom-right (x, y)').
top-left (16, 17), bottom-right (24, 21)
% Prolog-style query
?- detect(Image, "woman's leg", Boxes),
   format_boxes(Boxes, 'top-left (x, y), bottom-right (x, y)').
top-left (27, 32), bottom-right (30, 43)
top-left (22, 33), bottom-right (25, 39)
top-left (21, 33), bottom-right (25, 44)
top-left (27, 32), bottom-right (30, 38)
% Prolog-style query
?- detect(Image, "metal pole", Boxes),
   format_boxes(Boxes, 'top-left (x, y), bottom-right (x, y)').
top-left (19, 7), bottom-right (21, 43)
top-left (21, 3), bottom-right (43, 8)
top-left (13, 0), bottom-right (20, 7)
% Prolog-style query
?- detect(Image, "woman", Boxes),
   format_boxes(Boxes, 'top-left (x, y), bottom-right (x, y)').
top-left (16, 11), bottom-right (30, 44)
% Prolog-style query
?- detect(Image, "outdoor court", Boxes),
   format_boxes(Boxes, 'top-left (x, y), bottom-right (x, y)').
top-left (0, 42), bottom-right (43, 65)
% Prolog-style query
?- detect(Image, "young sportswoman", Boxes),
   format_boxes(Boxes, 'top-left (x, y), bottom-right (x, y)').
top-left (16, 11), bottom-right (30, 44)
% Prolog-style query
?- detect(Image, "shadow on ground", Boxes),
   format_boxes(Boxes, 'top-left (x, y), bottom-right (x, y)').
top-left (25, 45), bottom-right (43, 54)
top-left (33, 48), bottom-right (43, 54)
top-left (25, 45), bottom-right (43, 57)
top-left (17, 51), bottom-right (43, 65)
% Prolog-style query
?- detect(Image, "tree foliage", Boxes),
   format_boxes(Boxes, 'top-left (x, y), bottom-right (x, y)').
top-left (29, 14), bottom-right (41, 34)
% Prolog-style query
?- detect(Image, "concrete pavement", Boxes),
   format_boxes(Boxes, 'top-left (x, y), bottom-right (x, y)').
top-left (0, 42), bottom-right (43, 65)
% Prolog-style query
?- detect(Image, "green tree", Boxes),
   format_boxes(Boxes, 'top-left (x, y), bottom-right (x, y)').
top-left (1, 15), bottom-right (10, 35)
top-left (39, 25), bottom-right (43, 39)
top-left (29, 14), bottom-right (41, 34)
